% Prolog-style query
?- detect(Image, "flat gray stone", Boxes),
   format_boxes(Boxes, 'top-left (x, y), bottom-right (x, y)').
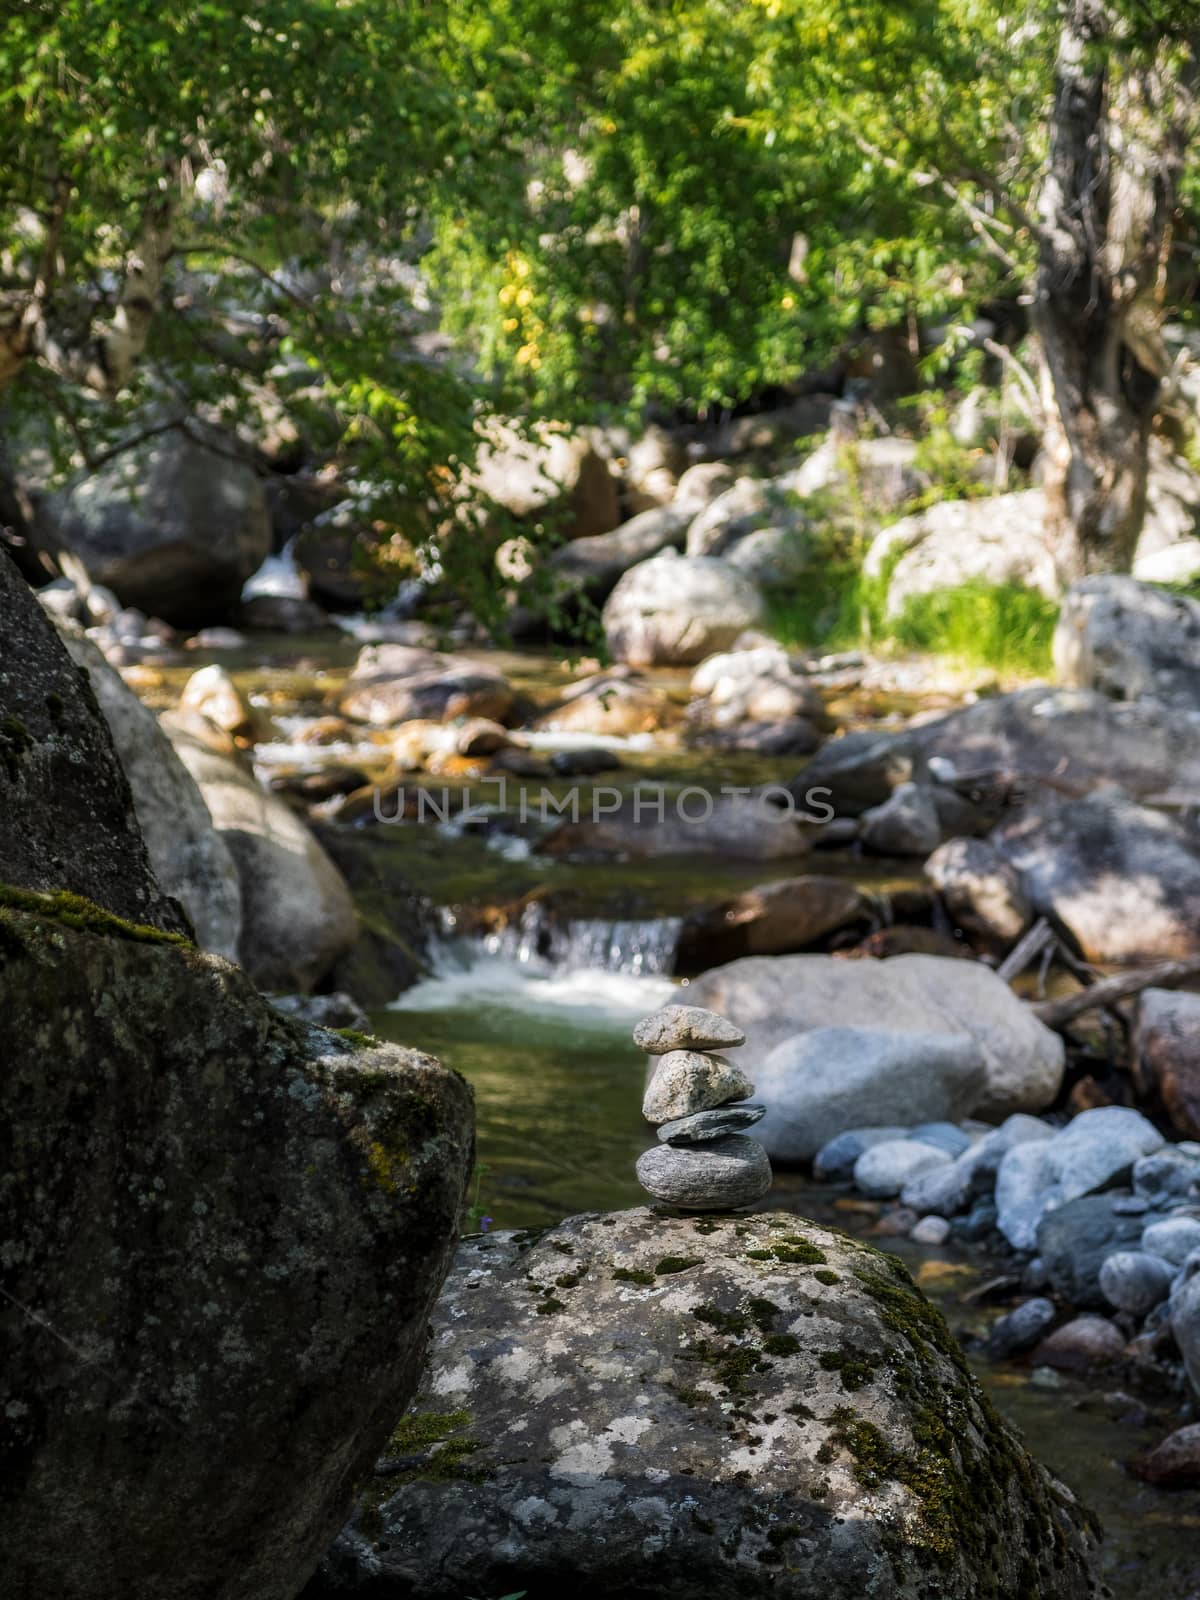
top-left (657, 1105), bottom-right (765, 1145)
top-left (634, 1004), bottom-right (746, 1054)
top-left (636, 1135), bottom-right (772, 1211)
top-left (642, 1050), bottom-right (754, 1124)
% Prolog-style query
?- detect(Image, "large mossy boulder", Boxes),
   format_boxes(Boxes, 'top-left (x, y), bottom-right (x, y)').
top-left (310, 1210), bottom-right (1101, 1600)
top-left (0, 899), bottom-right (474, 1600)
top-left (0, 547), bottom-right (187, 937)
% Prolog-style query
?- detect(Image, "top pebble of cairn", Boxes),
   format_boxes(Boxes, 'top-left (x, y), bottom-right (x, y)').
top-left (633, 1005), bottom-right (746, 1056)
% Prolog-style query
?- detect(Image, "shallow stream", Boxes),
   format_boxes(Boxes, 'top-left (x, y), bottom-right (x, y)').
top-left (174, 630), bottom-right (1200, 1596)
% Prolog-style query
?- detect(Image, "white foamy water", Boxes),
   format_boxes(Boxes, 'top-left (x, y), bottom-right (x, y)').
top-left (241, 537), bottom-right (308, 601)
top-left (387, 941), bottom-right (675, 1031)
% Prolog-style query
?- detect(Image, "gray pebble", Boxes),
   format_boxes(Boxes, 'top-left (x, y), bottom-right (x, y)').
top-left (813, 1126), bottom-right (908, 1182)
top-left (642, 1050), bottom-right (754, 1124)
top-left (1111, 1194), bottom-right (1150, 1215)
top-left (854, 1139), bottom-right (951, 1201)
top-left (1098, 1250), bottom-right (1174, 1317)
top-left (636, 1135), bottom-right (772, 1212)
top-left (956, 1200), bottom-right (999, 1242)
top-left (1133, 1149), bottom-right (1199, 1205)
top-left (1142, 1215), bottom-right (1200, 1266)
top-left (988, 1297), bottom-right (1056, 1360)
top-left (911, 1122), bottom-right (972, 1159)
top-left (657, 1105), bottom-right (765, 1145)
top-left (910, 1215), bottom-right (951, 1245)
top-left (634, 1005), bottom-right (746, 1055)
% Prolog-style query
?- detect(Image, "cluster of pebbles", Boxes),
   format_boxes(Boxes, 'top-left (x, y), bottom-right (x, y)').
top-left (633, 1004), bottom-right (773, 1211)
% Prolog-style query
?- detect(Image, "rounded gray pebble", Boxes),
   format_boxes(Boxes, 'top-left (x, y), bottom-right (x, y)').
top-left (657, 1105), bottom-right (766, 1145)
top-left (636, 1135), bottom-right (772, 1212)
top-left (987, 1297), bottom-right (1056, 1360)
top-left (1098, 1250), bottom-right (1174, 1316)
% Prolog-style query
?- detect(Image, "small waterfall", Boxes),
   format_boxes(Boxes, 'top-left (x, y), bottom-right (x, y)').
top-left (479, 901), bottom-right (682, 977)
top-left (241, 536), bottom-right (309, 601)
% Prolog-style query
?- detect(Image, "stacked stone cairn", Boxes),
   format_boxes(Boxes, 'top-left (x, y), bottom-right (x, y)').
top-left (634, 1004), bottom-right (773, 1211)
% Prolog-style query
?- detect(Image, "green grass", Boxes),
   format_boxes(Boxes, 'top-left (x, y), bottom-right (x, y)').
top-left (886, 581), bottom-right (1058, 675)
top-left (767, 573), bottom-right (1058, 678)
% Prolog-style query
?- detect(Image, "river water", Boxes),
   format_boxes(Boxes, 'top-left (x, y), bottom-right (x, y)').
top-left (154, 631), bottom-right (1200, 1596)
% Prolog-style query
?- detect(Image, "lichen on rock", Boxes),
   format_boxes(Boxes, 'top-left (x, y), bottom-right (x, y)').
top-left (0, 900), bottom-right (474, 1600)
top-left (310, 1209), bottom-right (1103, 1600)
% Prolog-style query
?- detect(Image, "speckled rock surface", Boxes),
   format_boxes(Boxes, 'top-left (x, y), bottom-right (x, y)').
top-left (642, 1050), bottom-right (754, 1123)
top-left (0, 548), bottom-right (187, 936)
top-left (310, 1209), bottom-right (1102, 1600)
top-left (0, 903), bottom-right (474, 1600)
top-left (634, 1004), bottom-right (747, 1054)
top-left (636, 1136), bottom-right (772, 1209)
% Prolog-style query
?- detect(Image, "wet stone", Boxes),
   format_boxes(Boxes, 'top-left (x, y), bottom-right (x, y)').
top-left (656, 1104), bottom-right (766, 1145)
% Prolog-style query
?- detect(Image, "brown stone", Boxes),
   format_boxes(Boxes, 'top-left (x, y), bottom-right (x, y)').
top-left (677, 875), bottom-right (867, 970)
top-left (1135, 988), bottom-right (1200, 1138)
top-left (1130, 1424), bottom-right (1200, 1487)
top-left (1032, 1315), bottom-right (1127, 1373)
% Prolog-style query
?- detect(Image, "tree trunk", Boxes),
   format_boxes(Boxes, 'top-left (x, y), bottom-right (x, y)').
top-left (1035, 0), bottom-right (1192, 581)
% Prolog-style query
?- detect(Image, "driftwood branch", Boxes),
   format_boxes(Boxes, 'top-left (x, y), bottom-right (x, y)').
top-left (996, 917), bottom-right (1055, 984)
top-left (1032, 958), bottom-right (1200, 1029)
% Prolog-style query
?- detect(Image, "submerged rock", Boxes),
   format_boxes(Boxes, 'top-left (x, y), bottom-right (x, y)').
top-left (0, 898), bottom-right (474, 1600)
top-left (310, 1210), bottom-right (1102, 1600)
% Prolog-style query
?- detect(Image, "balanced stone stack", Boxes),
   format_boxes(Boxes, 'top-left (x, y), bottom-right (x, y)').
top-left (634, 1004), bottom-right (773, 1211)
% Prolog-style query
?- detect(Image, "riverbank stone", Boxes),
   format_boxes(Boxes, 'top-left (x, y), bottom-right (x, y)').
top-left (1098, 1251), bottom-right (1174, 1317)
top-left (309, 1209), bottom-right (1104, 1600)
